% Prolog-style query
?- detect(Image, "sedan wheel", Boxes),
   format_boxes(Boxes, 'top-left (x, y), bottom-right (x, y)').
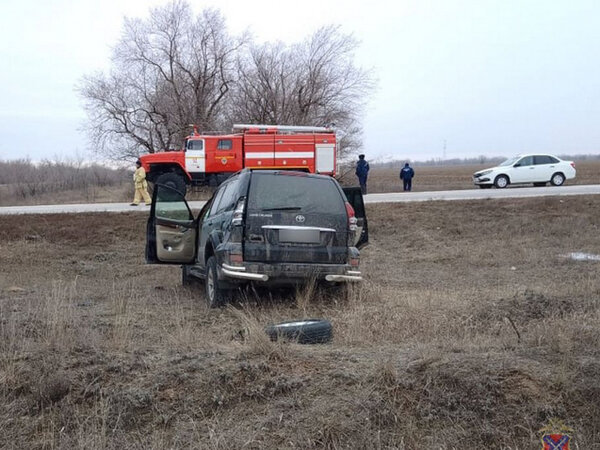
top-left (551, 172), bottom-right (565, 186)
top-left (494, 175), bottom-right (509, 189)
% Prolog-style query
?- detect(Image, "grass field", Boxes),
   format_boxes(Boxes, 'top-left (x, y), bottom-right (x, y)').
top-left (2, 195), bottom-right (600, 448)
top-left (2, 160), bottom-right (598, 207)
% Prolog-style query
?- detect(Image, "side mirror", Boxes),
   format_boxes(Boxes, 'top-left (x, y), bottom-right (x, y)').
top-left (513, 163), bottom-right (521, 167)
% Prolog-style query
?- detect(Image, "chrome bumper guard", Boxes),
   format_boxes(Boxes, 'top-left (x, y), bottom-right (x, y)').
top-left (221, 264), bottom-right (361, 283)
top-left (221, 263), bottom-right (269, 282)
top-left (325, 272), bottom-right (363, 282)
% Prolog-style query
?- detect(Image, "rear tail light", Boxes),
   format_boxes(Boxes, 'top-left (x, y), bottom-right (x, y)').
top-left (350, 257), bottom-right (359, 267)
top-left (229, 253), bottom-right (243, 264)
top-left (232, 197), bottom-right (245, 226)
top-left (570, 162), bottom-right (576, 169)
top-left (345, 202), bottom-right (357, 231)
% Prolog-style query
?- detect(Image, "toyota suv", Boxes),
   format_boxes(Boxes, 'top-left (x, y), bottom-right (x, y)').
top-left (145, 169), bottom-right (368, 307)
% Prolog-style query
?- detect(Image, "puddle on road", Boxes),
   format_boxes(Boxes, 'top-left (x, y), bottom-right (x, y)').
top-left (562, 252), bottom-right (600, 261)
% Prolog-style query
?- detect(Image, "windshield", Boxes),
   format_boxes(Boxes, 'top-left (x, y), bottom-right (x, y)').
top-left (498, 157), bottom-right (519, 167)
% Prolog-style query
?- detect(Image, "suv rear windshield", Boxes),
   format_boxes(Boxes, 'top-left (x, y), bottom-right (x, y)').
top-left (247, 173), bottom-right (345, 214)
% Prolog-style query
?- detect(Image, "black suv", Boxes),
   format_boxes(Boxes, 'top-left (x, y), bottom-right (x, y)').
top-left (146, 169), bottom-right (368, 307)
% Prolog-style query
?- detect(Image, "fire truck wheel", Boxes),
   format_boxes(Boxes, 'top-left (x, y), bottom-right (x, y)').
top-left (265, 319), bottom-right (333, 344)
top-left (156, 173), bottom-right (187, 196)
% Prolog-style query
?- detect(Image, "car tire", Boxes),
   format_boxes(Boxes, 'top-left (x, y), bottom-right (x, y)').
top-left (533, 182), bottom-right (547, 187)
top-left (265, 319), bottom-right (333, 344)
top-left (494, 175), bottom-right (509, 189)
top-left (205, 256), bottom-right (229, 308)
top-left (550, 172), bottom-right (565, 186)
top-left (156, 172), bottom-right (187, 197)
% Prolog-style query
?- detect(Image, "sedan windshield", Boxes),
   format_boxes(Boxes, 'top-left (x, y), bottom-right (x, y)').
top-left (498, 157), bottom-right (519, 167)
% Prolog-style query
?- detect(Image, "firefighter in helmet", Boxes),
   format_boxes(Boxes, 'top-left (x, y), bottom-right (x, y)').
top-left (131, 159), bottom-right (152, 206)
top-left (355, 154), bottom-right (370, 195)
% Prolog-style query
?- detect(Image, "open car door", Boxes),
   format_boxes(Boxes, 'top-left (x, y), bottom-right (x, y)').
top-left (145, 184), bottom-right (197, 264)
top-left (342, 187), bottom-right (369, 249)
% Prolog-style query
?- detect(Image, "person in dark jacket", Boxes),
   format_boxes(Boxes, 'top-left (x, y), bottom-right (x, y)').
top-left (355, 154), bottom-right (370, 194)
top-left (399, 162), bottom-right (415, 191)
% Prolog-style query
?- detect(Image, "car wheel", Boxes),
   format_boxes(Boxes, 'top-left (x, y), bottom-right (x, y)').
top-left (533, 182), bottom-right (547, 187)
top-left (494, 175), bottom-right (509, 189)
top-left (205, 256), bottom-right (228, 308)
top-left (550, 172), bottom-right (565, 186)
top-left (156, 172), bottom-right (187, 197)
top-left (265, 319), bottom-right (333, 344)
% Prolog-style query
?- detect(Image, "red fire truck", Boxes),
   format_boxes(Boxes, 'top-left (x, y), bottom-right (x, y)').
top-left (139, 124), bottom-right (337, 194)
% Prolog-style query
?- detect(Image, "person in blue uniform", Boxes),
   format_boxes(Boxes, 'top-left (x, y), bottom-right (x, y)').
top-left (400, 162), bottom-right (415, 191)
top-left (355, 154), bottom-right (370, 194)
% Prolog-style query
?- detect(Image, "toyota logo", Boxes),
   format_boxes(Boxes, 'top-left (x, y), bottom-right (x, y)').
top-left (295, 215), bottom-right (306, 223)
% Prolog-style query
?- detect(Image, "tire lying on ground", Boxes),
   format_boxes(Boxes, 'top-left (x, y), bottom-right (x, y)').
top-left (265, 319), bottom-right (333, 344)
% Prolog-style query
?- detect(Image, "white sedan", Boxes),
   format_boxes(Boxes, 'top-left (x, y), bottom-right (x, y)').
top-left (473, 154), bottom-right (576, 189)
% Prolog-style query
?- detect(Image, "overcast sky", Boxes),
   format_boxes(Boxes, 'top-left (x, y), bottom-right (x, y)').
top-left (1, 0), bottom-right (599, 162)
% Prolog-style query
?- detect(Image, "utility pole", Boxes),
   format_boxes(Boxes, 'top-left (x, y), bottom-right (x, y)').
top-left (443, 139), bottom-right (447, 161)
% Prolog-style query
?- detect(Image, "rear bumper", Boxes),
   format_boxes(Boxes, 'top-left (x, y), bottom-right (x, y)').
top-left (220, 262), bottom-right (362, 283)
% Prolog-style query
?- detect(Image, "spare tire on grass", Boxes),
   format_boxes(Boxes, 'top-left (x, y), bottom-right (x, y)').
top-left (265, 319), bottom-right (332, 344)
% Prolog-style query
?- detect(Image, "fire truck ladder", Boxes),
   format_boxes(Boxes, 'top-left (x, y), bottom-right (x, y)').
top-left (232, 124), bottom-right (333, 133)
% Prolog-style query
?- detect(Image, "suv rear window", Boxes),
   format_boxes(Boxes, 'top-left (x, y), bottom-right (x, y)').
top-left (247, 173), bottom-right (345, 214)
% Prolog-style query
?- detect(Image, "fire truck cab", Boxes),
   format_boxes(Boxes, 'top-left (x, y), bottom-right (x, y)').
top-left (140, 124), bottom-right (337, 195)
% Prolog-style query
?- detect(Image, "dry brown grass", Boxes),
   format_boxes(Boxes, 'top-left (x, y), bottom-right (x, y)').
top-left (2, 160), bottom-right (598, 208)
top-left (1, 196), bottom-right (600, 448)
top-left (0, 159), bottom-right (131, 206)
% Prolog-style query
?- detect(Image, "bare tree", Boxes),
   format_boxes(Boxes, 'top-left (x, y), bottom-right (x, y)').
top-left (228, 26), bottom-right (375, 157)
top-left (80, 3), bottom-right (373, 161)
top-left (79, 1), bottom-right (243, 160)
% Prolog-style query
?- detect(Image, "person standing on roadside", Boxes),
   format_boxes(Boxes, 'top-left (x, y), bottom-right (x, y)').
top-left (400, 162), bottom-right (415, 191)
top-left (131, 159), bottom-right (152, 206)
top-left (355, 154), bottom-right (370, 195)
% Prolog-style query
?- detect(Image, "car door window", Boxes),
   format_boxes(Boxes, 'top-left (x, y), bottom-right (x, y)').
top-left (217, 139), bottom-right (233, 150)
top-left (206, 187), bottom-right (226, 218)
top-left (214, 179), bottom-right (239, 214)
top-left (155, 186), bottom-right (193, 221)
top-left (186, 140), bottom-right (204, 150)
top-left (516, 156), bottom-right (533, 167)
top-left (534, 155), bottom-right (552, 165)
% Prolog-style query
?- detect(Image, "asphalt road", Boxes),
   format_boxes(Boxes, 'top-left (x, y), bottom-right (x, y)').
top-left (1, 184), bottom-right (600, 215)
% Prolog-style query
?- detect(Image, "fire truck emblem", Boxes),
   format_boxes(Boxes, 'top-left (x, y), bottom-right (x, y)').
top-left (539, 419), bottom-right (573, 449)
top-left (295, 215), bottom-right (306, 223)
top-left (221, 157), bottom-right (227, 165)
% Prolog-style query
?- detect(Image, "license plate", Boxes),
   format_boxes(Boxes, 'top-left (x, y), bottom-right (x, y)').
top-left (279, 229), bottom-right (320, 244)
